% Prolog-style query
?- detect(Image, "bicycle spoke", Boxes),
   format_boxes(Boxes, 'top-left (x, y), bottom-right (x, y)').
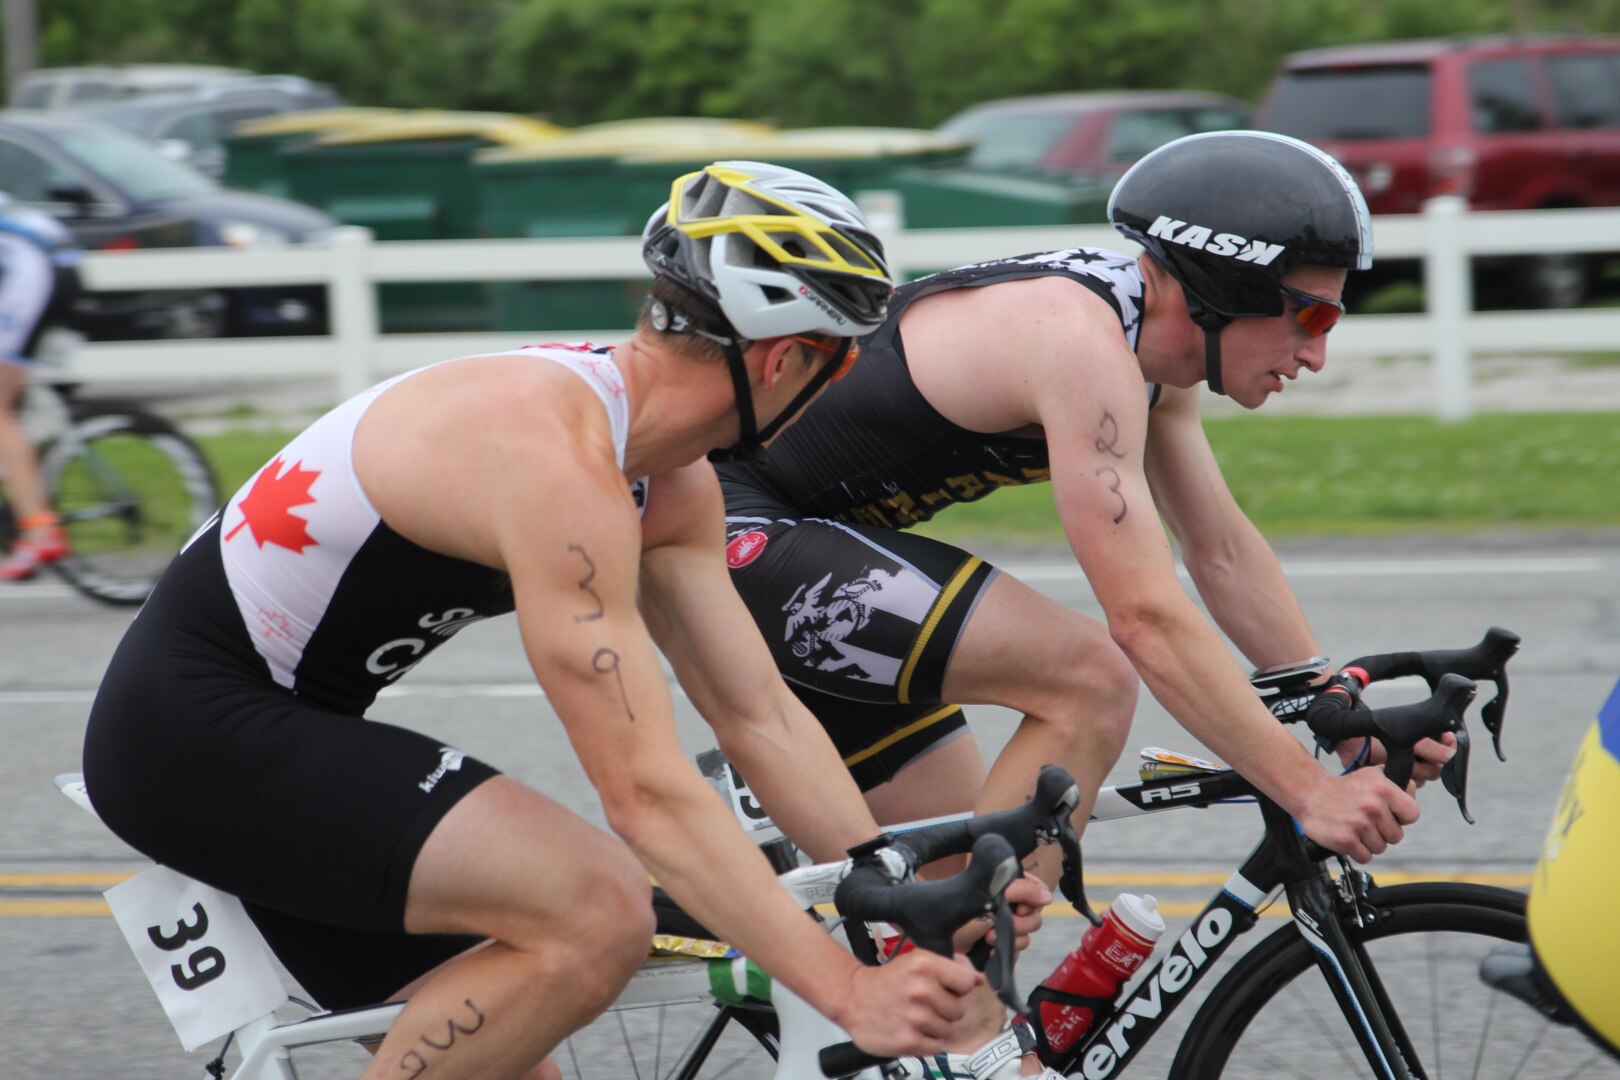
top-left (1297, 987), bottom-right (1367, 1074)
top-left (1473, 980), bottom-right (1498, 1080)
top-left (1505, 1023), bottom-right (1549, 1080)
top-left (615, 1010), bottom-right (644, 1080)
top-left (1428, 929), bottom-right (1442, 1077)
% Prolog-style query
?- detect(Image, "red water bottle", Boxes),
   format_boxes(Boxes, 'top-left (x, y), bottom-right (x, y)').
top-left (1033, 893), bottom-right (1165, 1055)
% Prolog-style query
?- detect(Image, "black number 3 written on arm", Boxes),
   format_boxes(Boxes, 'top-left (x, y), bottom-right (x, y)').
top-left (1095, 466), bottom-right (1127, 524)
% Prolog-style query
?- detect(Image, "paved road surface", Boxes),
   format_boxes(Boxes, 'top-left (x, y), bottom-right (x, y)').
top-left (2, 530), bottom-right (1615, 1077)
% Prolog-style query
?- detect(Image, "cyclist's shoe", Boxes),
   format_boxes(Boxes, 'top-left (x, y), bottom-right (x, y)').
top-left (1480, 943), bottom-right (1570, 1023)
top-left (892, 1024), bottom-right (1064, 1080)
top-left (0, 526), bottom-right (70, 581)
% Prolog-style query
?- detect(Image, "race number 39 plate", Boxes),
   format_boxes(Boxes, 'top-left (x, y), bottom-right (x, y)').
top-left (106, 866), bottom-right (289, 1051)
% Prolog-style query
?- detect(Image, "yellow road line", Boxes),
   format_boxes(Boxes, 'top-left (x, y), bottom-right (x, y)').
top-left (0, 899), bottom-right (109, 916)
top-left (0, 872), bottom-right (132, 887)
top-left (0, 872), bottom-right (1531, 918)
top-left (1083, 870), bottom-right (1533, 888)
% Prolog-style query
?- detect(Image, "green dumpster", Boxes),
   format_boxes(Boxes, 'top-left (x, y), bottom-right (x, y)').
top-left (885, 166), bottom-right (1113, 251)
top-left (283, 111), bottom-right (566, 332)
top-left (478, 118), bottom-right (778, 332)
top-left (222, 108), bottom-right (403, 198)
top-left (616, 128), bottom-right (972, 231)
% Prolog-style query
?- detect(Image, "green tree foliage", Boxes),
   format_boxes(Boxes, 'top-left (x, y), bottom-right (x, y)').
top-left (5, 0), bottom-right (1616, 124)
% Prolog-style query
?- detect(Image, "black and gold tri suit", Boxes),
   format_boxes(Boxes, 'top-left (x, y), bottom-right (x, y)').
top-left (717, 248), bottom-right (1155, 788)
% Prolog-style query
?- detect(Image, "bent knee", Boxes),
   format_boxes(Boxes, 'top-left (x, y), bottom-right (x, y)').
top-left (1040, 628), bottom-right (1138, 731)
top-left (580, 856), bottom-right (657, 967)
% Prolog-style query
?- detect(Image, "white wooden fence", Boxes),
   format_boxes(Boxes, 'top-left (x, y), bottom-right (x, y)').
top-left (63, 196), bottom-right (1620, 421)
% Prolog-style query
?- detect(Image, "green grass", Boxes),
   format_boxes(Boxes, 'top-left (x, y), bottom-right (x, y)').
top-left (198, 414), bottom-right (1620, 542)
top-left (909, 413), bottom-right (1620, 542)
top-left (199, 431), bottom-right (313, 497)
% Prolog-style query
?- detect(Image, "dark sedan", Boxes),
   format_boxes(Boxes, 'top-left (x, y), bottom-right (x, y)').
top-left (937, 90), bottom-right (1251, 180)
top-left (0, 109), bottom-right (336, 338)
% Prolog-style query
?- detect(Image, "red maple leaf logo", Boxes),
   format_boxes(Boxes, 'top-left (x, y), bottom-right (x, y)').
top-left (224, 456), bottom-right (321, 553)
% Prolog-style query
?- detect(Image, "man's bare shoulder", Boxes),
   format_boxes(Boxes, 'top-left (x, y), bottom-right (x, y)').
top-left (904, 275), bottom-right (1139, 432)
top-left (354, 354), bottom-right (626, 565)
top-left (640, 460), bottom-right (722, 551)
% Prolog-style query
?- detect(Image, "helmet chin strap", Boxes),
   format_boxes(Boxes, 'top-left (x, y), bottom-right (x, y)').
top-left (707, 337), bottom-right (760, 464)
top-left (1202, 325), bottom-right (1225, 397)
top-left (1188, 307), bottom-right (1233, 398)
top-left (706, 337), bottom-right (854, 464)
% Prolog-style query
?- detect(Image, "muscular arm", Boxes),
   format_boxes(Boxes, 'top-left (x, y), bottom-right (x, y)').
top-left (1144, 383), bottom-right (1323, 669)
top-left (1027, 322), bottom-right (1333, 818)
top-left (497, 456), bottom-right (878, 1025)
top-left (637, 461), bottom-right (881, 863)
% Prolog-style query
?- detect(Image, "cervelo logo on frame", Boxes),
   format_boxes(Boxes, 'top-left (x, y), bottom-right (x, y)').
top-left (1146, 216), bottom-right (1285, 266)
top-left (726, 530), bottom-right (770, 569)
top-left (1079, 906), bottom-right (1237, 1079)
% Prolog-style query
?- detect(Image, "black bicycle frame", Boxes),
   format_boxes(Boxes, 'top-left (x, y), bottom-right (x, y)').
top-left (1055, 770), bottom-right (1422, 1080)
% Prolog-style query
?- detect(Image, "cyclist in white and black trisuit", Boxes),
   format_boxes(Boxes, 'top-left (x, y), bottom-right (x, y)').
top-left (716, 133), bottom-right (1455, 1054)
top-left (0, 193), bottom-right (80, 580)
top-left (85, 163), bottom-right (1045, 1080)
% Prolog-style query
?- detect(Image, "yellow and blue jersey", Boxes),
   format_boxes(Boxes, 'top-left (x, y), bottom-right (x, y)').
top-left (1529, 675), bottom-right (1620, 1051)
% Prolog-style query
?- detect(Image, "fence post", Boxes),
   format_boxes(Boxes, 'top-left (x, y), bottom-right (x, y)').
top-left (327, 226), bottom-right (378, 401)
top-left (1423, 196), bottom-right (1472, 422)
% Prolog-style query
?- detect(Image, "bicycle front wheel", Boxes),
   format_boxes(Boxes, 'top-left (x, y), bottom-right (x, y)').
top-left (41, 405), bottom-right (218, 606)
top-left (1170, 882), bottom-right (1620, 1080)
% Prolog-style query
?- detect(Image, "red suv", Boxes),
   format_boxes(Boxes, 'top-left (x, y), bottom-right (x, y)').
top-left (1255, 33), bottom-right (1620, 307)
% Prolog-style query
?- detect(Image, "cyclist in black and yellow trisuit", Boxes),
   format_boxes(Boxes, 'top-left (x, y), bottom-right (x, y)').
top-left (1483, 675), bottom-right (1620, 1058)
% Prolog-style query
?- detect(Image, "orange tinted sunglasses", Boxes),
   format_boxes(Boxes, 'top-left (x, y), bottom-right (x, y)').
top-left (791, 335), bottom-right (861, 381)
top-left (1279, 283), bottom-right (1346, 337)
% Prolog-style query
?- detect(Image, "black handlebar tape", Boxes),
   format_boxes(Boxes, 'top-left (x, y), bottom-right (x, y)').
top-left (1306, 673), bottom-right (1477, 787)
top-left (823, 834), bottom-right (1019, 1078)
top-left (1348, 627), bottom-right (1520, 689)
top-left (886, 765), bottom-right (1080, 868)
top-left (820, 1040), bottom-right (889, 1078)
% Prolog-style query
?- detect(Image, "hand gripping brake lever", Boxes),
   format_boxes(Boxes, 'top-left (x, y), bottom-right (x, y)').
top-left (1376, 674), bottom-right (1480, 824)
top-left (1310, 671), bottom-right (1480, 823)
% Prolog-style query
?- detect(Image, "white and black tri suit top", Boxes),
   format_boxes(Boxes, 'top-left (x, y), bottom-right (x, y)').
top-left (190, 344), bottom-right (647, 714)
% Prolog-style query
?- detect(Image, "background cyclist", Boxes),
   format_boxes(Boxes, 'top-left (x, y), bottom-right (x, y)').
top-left (717, 132), bottom-right (1450, 1053)
top-left (84, 162), bottom-right (1030, 1080)
top-left (0, 192), bottom-right (79, 581)
top-left (1483, 673), bottom-right (1620, 1059)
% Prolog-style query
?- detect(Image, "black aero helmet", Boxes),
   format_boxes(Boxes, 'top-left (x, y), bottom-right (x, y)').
top-left (1108, 131), bottom-right (1373, 393)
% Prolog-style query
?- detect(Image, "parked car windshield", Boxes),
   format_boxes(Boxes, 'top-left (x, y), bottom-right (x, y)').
top-left (938, 110), bottom-right (1080, 169)
top-left (80, 100), bottom-right (170, 137)
top-left (1265, 66), bottom-right (1432, 139)
top-left (52, 123), bottom-right (217, 200)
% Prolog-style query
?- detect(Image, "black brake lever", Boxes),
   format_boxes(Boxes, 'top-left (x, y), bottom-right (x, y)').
top-left (985, 891), bottom-right (1029, 1017)
top-left (1441, 723), bottom-right (1474, 824)
top-left (1425, 627), bottom-right (1519, 762)
top-left (1481, 671), bottom-right (1511, 762)
top-left (1056, 820), bottom-right (1101, 928)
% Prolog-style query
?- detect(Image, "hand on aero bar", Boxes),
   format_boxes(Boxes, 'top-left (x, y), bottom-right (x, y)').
top-left (839, 949), bottom-right (982, 1058)
top-left (1298, 768), bottom-right (1421, 864)
top-left (1334, 732), bottom-right (1459, 786)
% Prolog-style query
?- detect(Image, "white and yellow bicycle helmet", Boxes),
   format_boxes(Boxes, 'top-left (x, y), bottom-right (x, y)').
top-left (641, 161), bottom-right (893, 341)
